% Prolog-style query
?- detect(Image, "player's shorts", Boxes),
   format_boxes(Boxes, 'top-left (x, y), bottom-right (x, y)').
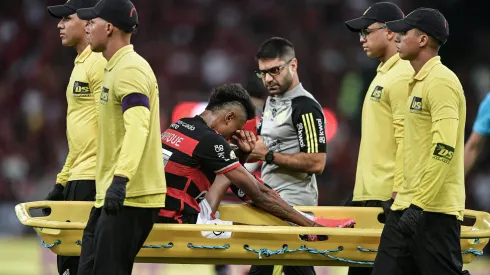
top-left (156, 199), bottom-right (232, 239)
top-left (197, 199), bottom-right (233, 239)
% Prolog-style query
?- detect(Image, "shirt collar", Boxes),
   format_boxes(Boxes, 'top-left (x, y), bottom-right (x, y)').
top-left (105, 45), bottom-right (134, 71)
top-left (377, 53), bottom-right (401, 74)
top-left (74, 45), bottom-right (93, 64)
top-left (413, 56), bottom-right (442, 81)
top-left (274, 83), bottom-right (303, 99)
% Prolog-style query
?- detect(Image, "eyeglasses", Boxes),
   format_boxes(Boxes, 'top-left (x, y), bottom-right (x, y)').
top-left (359, 25), bottom-right (388, 39)
top-left (255, 57), bottom-right (294, 79)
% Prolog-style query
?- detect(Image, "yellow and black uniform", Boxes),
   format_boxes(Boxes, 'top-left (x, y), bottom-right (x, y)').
top-left (75, 1), bottom-right (163, 274)
top-left (373, 8), bottom-right (467, 275)
top-left (77, 46), bottom-right (166, 275)
top-left (354, 53), bottom-right (413, 202)
top-left (56, 45), bottom-right (105, 185)
top-left (392, 56), bottom-right (466, 220)
top-left (95, 44), bottom-right (166, 208)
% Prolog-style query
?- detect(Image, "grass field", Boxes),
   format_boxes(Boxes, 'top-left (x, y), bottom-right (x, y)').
top-left (0, 237), bottom-right (488, 275)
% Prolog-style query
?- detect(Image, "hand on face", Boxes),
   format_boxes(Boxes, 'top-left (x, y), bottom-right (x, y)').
top-left (231, 130), bottom-right (256, 154)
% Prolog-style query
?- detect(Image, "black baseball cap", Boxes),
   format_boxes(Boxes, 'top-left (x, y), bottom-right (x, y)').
top-left (77, 0), bottom-right (138, 33)
top-left (386, 8), bottom-right (449, 45)
top-left (346, 2), bottom-right (404, 32)
top-left (48, 0), bottom-right (99, 18)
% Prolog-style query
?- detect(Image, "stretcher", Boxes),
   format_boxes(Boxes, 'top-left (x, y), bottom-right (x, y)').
top-left (15, 201), bottom-right (490, 267)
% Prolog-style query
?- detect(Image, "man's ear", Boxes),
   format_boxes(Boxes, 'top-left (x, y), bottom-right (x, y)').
top-left (289, 58), bottom-right (298, 74)
top-left (106, 23), bottom-right (114, 36)
top-left (386, 29), bottom-right (396, 41)
top-left (419, 33), bottom-right (429, 48)
top-left (225, 111), bottom-right (236, 124)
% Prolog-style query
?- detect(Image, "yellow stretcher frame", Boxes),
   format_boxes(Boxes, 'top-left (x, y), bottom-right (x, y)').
top-left (15, 201), bottom-right (490, 267)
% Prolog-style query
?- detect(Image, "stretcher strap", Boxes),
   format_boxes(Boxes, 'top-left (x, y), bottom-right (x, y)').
top-left (36, 237), bottom-right (485, 261)
top-left (187, 243), bottom-right (230, 250)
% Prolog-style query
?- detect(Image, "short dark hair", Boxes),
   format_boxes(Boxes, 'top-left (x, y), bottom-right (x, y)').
top-left (206, 83), bottom-right (256, 120)
top-left (255, 37), bottom-right (295, 61)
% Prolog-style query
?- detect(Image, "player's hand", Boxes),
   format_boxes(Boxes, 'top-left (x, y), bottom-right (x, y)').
top-left (103, 176), bottom-right (128, 215)
top-left (249, 136), bottom-right (269, 161)
top-left (231, 130), bottom-right (256, 153)
top-left (42, 183), bottom-right (65, 215)
top-left (398, 204), bottom-right (423, 236)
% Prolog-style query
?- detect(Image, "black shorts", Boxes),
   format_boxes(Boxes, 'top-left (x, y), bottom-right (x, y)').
top-left (155, 213), bottom-right (198, 224)
top-left (78, 206), bottom-right (158, 275)
top-left (57, 180), bottom-right (96, 275)
top-left (372, 210), bottom-right (464, 275)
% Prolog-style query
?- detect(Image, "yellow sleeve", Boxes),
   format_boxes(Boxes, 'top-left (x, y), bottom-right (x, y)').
top-left (392, 118), bottom-right (404, 192)
top-left (412, 79), bottom-right (460, 208)
top-left (87, 56), bottom-right (106, 116)
top-left (113, 66), bottom-right (151, 180)
top-left (114, 107), bottom-right (150, 180)
top-left (56, 136), bottom-right (75, 186)
top-left (387, 77), bottom-right (409, 191)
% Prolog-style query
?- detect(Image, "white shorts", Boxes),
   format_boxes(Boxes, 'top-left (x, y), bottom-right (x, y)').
top-left (197, 199), bottom-right (233, 239)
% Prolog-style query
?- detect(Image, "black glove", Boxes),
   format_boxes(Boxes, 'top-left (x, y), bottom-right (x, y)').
top-left (103, 176), bottom-right (128, 215)
top-left (398, 204), bottom-right (423, 236)
top-left (42, 184), bottom-right (65, 215)
top-left (380, 198), bottom-right (394, 222)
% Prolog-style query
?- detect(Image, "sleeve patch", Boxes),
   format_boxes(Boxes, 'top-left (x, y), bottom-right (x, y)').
top-left (122, 93), bottom-right (150, 113)
top-left (432, 143), bottom-right (454, 163)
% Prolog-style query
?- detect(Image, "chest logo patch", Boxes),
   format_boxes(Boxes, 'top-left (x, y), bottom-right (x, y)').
top-left (410, 96), bottom-right (423, 113)
top-left (370, 85), bottom-right (383, 102)
top-left (73, 81), bottom-right (91, 97)
top-left (100, 87), bottom-right (109, 104)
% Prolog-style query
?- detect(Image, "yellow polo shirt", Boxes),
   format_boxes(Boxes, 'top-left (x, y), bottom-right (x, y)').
top-left (392, 56), bottom-right (466, 220)
top-left (95, 45), bottom-right (166, 208)
top-left (56, 46), bottom-right (105, 185)
top-left (354, 54), bottom-right (413, 201)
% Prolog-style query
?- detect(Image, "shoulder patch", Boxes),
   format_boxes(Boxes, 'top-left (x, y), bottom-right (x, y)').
top-left (432, 143), bottom-right (454, 164)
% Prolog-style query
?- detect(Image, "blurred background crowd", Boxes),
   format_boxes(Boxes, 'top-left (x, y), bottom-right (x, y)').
top-left (0, 0), bottom-right (489, 273)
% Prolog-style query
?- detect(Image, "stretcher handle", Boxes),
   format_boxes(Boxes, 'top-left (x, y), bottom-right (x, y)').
top-left (15, 202), bottom-right (490, 238)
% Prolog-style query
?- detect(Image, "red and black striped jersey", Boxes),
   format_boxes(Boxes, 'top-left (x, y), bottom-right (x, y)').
top-left (160, 116), bottom-right (240, 220)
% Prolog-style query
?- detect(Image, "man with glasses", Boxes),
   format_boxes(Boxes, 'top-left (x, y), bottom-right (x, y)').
top-left (344, 3), bottom-right (413, 274)
top-left (248, 37), bottom-right (327, 275)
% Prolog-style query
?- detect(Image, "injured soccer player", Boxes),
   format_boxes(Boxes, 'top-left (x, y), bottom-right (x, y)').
top-left (156, 83), bottom-right (355, 239)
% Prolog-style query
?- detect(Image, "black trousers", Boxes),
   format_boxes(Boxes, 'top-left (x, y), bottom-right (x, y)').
top-left (345, 199), bottom-right (386, 275)
top-left (249, 265), bottom-right (316, 275)
top-left (77, 206), bottom-right (157, 275)
top-left (372, 210), bottom-right (466, 275)
top-left (57, 180), bottom-right (96, 275)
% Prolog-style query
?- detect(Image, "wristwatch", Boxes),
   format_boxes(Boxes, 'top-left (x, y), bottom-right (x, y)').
top-left (265, 150), bottom-right (275, 164)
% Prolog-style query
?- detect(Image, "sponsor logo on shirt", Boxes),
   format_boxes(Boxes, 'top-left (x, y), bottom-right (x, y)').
top-left (316, 118), bottom-right (326, 144)
top-left (297, 122), bottom-right (305, 148)
top-left (432, 143), bottom-right (454, 164)
top-left (410, 96), bottom-right (423, 113)
top-left (175, 120), bottom-right (195, 131)
top-left (370, 85), bottom-right (383, 102)
top-left (73, 81), bottom-right (91, 97)
top-left (100, 87), bottom-right (109, 104)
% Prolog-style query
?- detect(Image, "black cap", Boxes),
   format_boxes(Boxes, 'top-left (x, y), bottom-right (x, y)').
top-left (48, 0), bottom-right (99, 18)
top-left (346, 2), bottom-right (405, 32)
top-left (386, 8), bottom-right (449, 45)
top-left (77, 0), bottom-right (138, 33)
